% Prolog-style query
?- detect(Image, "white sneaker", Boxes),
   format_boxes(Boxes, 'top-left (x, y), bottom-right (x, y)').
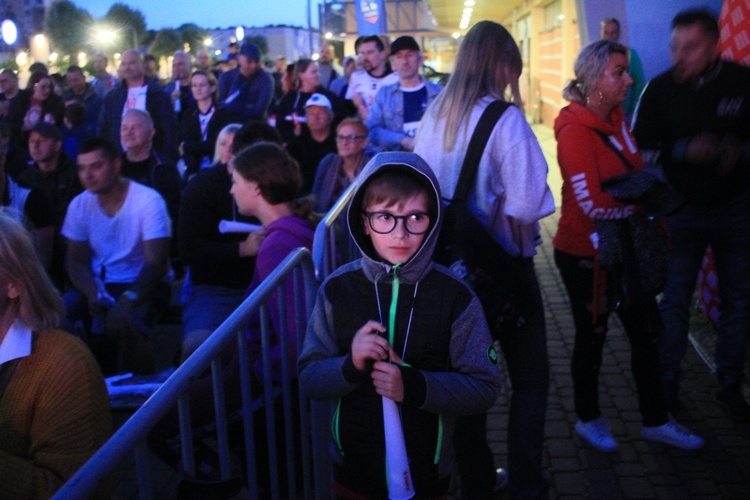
top-left (575, 416), bottom-right (618, 452)
top-left (492, 468), bottom-right (508, 493)
top-left (641, 420), bottom-right (703, 450)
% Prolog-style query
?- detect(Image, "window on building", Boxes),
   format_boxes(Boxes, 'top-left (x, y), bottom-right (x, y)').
top-left (544, 0), bottom-right (563, 30)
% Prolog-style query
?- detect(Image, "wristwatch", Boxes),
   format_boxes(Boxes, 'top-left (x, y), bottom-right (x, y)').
top-left (122, 290), bottom-right (139, 302)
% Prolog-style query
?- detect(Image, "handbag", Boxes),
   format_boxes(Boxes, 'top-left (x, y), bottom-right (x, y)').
top-left (593, 131), bottom-right (669, 304)
top-left (434, 100), bottom-right (529, 339)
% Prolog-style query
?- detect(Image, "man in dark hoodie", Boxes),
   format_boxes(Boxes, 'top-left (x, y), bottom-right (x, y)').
top-left (299, 152), bottom-right (502, 498)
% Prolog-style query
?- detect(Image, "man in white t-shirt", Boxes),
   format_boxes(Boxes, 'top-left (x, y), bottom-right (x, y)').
top-left (62, 137), bottom-right (172, 375)
top-left (366, 36), bottom-right (442, 152)
top-left (345, 35), bottom-right (398, 121)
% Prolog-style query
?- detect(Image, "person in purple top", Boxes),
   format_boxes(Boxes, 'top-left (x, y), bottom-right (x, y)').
top-left (149, 141), bottom-right (314, 488)
top-left (230, 141), bottom-right (315, 381)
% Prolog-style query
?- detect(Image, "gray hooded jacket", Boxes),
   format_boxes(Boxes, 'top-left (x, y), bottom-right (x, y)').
top-left (298, 152), bottom-right (501, 497)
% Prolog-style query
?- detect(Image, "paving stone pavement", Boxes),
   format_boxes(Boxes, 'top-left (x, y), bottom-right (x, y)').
top-left (487, 211), bottom-right (750, 499)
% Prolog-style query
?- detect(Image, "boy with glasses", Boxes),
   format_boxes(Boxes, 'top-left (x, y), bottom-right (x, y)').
top-left (300, 152), bottom-right (501, 498)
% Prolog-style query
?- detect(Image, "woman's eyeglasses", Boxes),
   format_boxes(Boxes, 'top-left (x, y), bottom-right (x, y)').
top-left (336, 134), bottom-right (366, 143)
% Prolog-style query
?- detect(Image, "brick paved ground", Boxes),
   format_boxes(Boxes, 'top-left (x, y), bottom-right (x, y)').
top-left (487, 212), bottom-right (750, 499)
top-left (110, 125), bottom-right (750, 499)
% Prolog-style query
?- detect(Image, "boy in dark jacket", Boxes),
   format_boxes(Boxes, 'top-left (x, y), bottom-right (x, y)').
top-left (299, 152), bottom-right (502, 498)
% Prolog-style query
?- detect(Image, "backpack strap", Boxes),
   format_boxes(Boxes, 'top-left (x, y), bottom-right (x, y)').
top-left (594, 130), bottom-right (636, 172)
top-left (452, 100), bottom-right (512, 203)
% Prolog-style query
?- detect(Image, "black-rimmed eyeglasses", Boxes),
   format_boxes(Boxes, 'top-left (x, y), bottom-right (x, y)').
top-left (363, 211), bottom-right (431, 234)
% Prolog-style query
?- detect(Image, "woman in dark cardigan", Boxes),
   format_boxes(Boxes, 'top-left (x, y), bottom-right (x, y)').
top-left (180, 70), bottom-right (230, 180)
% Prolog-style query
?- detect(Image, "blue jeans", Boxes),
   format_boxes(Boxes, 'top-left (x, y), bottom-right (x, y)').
top-left (659, 201), bottom-right (750, 387)
top-left (182, 285), bottom-right (245, 337)
top-left (63, 283), bottom-right (171, 338)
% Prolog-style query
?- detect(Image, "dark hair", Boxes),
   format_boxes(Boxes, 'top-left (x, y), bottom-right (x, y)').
top-left (78, 137), bottom-right (119, 161)
top-left (361, 166), bottom-right (437, 223)
top-left (1, 69), bottom-right (17, 79)
top-left (27, 71), bottom-right (49, 92)
top-left (359, 35), bottom-right (385, 52)
top-left (231, 121), bottom-right (281, 154)
top-left (672, 8), bottom-right (719, 41)
top-left (66, 65), bottom-right (85, 77)
top-left (601, 17), bottom-right (620, 30)
top-left (28, 62), bottom-right (48, 76)
top-left (64, 103), bottom-right (86, 127)
top-left (293, 58), bottom-right (315, 89)
top-left (50, 73), bottom-right (64, 85)
top-left (354, 36), bottom-right (366, 52)
top-left (232, 142), bottom-right (302, 205)
top-left (144, 53), bottom-right (159, 69)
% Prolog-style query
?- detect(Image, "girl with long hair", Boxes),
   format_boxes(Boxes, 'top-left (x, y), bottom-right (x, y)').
top-left (414, 20), bottom-right (555, 498)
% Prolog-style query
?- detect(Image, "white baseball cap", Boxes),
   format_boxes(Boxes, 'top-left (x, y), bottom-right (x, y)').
top-left (304, 93), bottom-right (332, 110)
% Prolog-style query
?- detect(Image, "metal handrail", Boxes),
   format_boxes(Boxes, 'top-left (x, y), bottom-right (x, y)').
top-left (53, 248), bottom-right (318, 499)
top-left (312, 180), bottom-right (359, 281)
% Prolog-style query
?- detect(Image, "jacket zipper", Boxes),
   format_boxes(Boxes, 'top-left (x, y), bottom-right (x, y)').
top-left (332, 399), bottom-right (344, 456)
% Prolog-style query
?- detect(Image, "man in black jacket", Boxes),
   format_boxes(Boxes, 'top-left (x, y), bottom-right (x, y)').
top-left (633, 9), bottom-right (750, 421)
top-left (99, 49), bottom-right (178, 161)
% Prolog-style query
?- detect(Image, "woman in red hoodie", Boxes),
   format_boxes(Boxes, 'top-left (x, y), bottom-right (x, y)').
top-left (553, 40), bottom-right (702, 453)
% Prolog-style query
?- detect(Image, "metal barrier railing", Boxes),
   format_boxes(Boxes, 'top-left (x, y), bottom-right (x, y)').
top-left (53, 248), bottom-right (321, 499)
top-left (312, 180), bottom-right (359, 281)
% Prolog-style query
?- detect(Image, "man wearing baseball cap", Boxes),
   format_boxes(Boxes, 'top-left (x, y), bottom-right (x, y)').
top-left (217, 42), bottom-right (274, 123)
top-left (366, 36), bottom-right (442, 152)
top-left (287, 93), bottom-right (337, 194)
top-left (16, 122), bottom-right (81, 287)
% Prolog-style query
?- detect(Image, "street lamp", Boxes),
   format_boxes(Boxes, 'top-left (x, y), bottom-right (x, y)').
top-left (1, 19), bottom-right (17, 46)
top-left (97, 29), bottom-right (115, 44)
top-left (95, 25), bottom-right (138, 51)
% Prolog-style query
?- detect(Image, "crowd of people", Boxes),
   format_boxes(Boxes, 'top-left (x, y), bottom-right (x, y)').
top-left (1, 6), bottom-right (749, 498)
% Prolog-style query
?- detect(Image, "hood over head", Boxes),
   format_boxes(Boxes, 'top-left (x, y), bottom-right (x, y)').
top-left (347, 151), bottom-right (442, 283)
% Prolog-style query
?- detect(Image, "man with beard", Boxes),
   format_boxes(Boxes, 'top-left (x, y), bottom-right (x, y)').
top-left (346, 35), bottom-right (397, 121)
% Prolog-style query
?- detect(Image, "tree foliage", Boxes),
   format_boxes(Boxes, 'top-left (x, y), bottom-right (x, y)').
top-left (149, 29), bottom-right (183, 60)
top-left (178, 23), bottom-right (208, 56)
top-left (45, 0), bottom-right (94, 57)
top-left (103, 3), bottom-right (147, 51)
